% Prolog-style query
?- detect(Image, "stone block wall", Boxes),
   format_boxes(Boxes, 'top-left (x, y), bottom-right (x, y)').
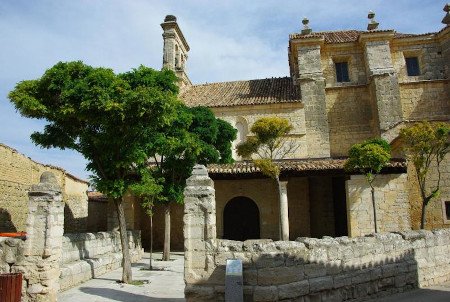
top-left (60, 230), bottom-right (143, 290)
top-left (184, 166), bottom-right (450, 301)
top-left (346, 174), bottom-right (411, 237)
top-left (0, 144), bottom-right (88, 233)
top-left (325, 85), bottom-right (374, 156)
top-left (399, 80), bottom-right (450, 121)
top-left (212, 103), bottom-right (307, 160)
top-left (407, 155), bottom-right (450, 230)
top-left (392, 41), bottom-right (445, 82)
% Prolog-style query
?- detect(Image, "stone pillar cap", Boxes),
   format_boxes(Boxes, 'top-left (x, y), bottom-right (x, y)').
top-left (29, 171), bottom-right (61, 194)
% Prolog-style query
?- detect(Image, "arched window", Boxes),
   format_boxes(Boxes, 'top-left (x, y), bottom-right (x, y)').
top-left (223, 196), bottom-right (260, 241)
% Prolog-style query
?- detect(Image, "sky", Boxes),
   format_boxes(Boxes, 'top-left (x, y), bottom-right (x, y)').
top-left (0, 0), bottom-right (447, 181)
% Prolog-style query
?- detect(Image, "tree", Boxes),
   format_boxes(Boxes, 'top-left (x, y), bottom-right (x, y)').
top-left (236, 117), bottom-right (298, 241)
top-left (129, 169), bottom-right (163, 270)
top-left (149, 106), bottom-right (236, 260)
top-left (399, 121), bottom-right (450, 229)
top-left (8, 61), bottom-right (181, 283)
top-left (344, 138), bottom-right (391, 233)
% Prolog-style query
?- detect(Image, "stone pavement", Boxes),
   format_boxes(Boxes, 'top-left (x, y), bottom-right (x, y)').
top-left (58, 252), bottom-right (185, 302)
top-left (372, 282), bottom-right (450, 302)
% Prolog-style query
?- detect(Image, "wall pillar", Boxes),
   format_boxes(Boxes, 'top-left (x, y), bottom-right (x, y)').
top-left (360, 32), bottom-right (403, 136)
top-left (15, 172), bottom-right (64, 302)
top-left (279, 180), bottom-right (290, 240)
top-left (183, 165), bottom-right (216, 287)
top-left (296, 38), bottom-right (331, 158)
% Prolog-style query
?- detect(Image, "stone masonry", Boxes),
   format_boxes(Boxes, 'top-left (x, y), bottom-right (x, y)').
top-left (183, 167), bottom-right (450, 301)
top-left (14, 172), bottom-right (64, 302)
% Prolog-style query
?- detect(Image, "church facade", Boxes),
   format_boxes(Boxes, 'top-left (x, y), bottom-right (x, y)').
top-left (126, 8), bottom-right (450, 250)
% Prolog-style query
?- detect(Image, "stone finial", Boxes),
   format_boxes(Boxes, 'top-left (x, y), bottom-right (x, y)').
top-left (301, 17), bottom-right (312, 35)
top-left (443, 3), bottom-right (450, 26)
top-left (164, 15), bottom-right (177, 22)
top-left (367, 10), bottom-right (379, 31)
top-left (29, 171), bottom-right (61, 195)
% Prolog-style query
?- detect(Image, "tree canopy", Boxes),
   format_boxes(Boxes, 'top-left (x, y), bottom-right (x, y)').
top-left (344, 138), bottom-right (392, 185)
top-left (400, 121), bottom-right (450, 228)
top-left (8, 61), bottom-right (183, 283)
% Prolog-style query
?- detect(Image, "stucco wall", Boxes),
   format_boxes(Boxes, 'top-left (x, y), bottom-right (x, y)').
top-left (346, 174), bottom-right (411, 237)
top-left (0, 144), bottom-right (88, 233)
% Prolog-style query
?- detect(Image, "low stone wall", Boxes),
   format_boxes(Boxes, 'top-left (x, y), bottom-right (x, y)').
top-left (184, 165), bottom-right (450, 302)
top-left (0, 231), bottom-right (144, 293)
top-left (187, 230), bottom-right (450, 301)
top-left (60, 230), bottom-right (143, 290)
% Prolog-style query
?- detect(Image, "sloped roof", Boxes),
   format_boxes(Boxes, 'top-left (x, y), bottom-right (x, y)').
top-left (179, 77), bottom-right (301, 108)
top-left (289, 30), bottom-right (437, 44)
top-left (207, 158), bottom-right (406, 178)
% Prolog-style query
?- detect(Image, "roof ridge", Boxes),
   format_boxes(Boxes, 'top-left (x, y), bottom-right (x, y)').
top-left (190, 76), bottom-right (292, 87)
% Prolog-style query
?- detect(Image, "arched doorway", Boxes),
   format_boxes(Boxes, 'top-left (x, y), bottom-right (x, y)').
top-left (223, 196), bottom-right (260, 241)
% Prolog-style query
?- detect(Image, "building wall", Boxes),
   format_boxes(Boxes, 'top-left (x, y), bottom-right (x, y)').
top-left (0, 144), bottom-right (88, 233)
top-left (407, 155), bottom-right (450, 230)
top-left (346, 173), bottom-right (411, 237)
top-left (399, 80), bottom-right (450, 121)
top-left (214, 177), bottom-right (311, 240)
top-left (325, 85), bottom-right (374, 156)
top-left (212, 103), bottom-right (307, 160)
top-left (321, 44), bottom-right (367, 87)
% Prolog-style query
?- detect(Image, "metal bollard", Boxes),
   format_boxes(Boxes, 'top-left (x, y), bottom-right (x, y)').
top-left (225, 259), bottom-right (243, 302)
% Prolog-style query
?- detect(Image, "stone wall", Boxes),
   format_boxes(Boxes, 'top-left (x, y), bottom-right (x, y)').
top-left (183, 166), bottom-right (450, 301)
top-left (211, 103), bottom-right (307, 160)
top-left (60, 231), bottom-right (143, 290)
top-left (399, 80), bottom-right (450, 121)
top-left (407, 155), bottom-right (450, 230)
top-left (346, 174), bottom-right (411, 237)
top-left (214, 177), bottom-right (310, 240)
top-left (325, 85), bottom-right (374, 156)
top-left (0, 144), bottom-right (88, 233)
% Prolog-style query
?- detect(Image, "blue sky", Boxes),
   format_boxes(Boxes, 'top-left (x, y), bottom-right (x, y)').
top-left (0, 0), bottom-right (447, 181)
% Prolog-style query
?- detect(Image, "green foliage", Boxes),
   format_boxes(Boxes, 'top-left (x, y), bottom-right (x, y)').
top-left (8, 61), bottom-right (180, 199)
top-left (150, 105), bottom-right (237, 205)
top-left (400, 121), bottom-right (450, 205)
top-left (237, 117), bottom-right (296, 179)
top-left (254, 159), bottom-right (280, 179)
top-left (129, 169), bottom-right (164, 216)
top-left (345, 138), bottom-right (392, 185)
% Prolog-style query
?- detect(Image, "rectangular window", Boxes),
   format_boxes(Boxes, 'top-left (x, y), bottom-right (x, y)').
top-left (335, 62), bottom-right (350, 82)
top-left (445, 201), bottom-right (450, 220)
top-left (405, 57), bottom-right (420, 76)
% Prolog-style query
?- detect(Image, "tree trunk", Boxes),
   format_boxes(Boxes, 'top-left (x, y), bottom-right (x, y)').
top-left (276, 178), bottom-right (289, 241)
top-left (150, 208), bottom-right (153, 270)
top-left (162, 203), bottom-right (171, 261)
top-left (114, 198), bottom-right (132, 283)
top-left (420, 200), bottom-right (427, 229)
top-left (371, 186), bottom-right (378, 233)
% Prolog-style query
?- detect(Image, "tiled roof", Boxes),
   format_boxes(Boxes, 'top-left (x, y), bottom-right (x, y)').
top-left (207, 158), bottom-right (406, 176)
top-left (289, 30), bottom-right (437, 44)
top-left (88, 191), bottom-right (108, 202)
top-left (179, 77), bottom-right (301, 108)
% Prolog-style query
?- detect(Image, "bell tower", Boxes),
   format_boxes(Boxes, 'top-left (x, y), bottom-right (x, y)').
top-left (161, 15), bottom-right (191, 87)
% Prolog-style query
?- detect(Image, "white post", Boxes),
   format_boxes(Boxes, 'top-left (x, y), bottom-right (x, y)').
top-left (279, 180), bottom-right (290, 241)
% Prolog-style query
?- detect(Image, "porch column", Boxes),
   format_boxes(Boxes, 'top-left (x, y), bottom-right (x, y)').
top-left (279, 180), bottom-right (289, 241)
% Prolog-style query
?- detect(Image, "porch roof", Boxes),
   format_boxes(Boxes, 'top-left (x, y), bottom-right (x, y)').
top-left (207, 158), bottom-right (407, 179)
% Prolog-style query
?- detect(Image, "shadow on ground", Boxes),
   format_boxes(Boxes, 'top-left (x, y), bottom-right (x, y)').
top-left (79, 287), bottom-right (185, 302)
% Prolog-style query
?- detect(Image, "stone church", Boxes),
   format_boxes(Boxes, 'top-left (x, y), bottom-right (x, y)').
top-left (122, 8), bottom-right (450, 251)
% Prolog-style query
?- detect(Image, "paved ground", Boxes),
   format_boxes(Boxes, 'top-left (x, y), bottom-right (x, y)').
top-left (58, 252), bottom-right (185, 302)
top-left (373, 282), bottom-right (450, 302)
top-left (59, 251), bottom-right (450, 302)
